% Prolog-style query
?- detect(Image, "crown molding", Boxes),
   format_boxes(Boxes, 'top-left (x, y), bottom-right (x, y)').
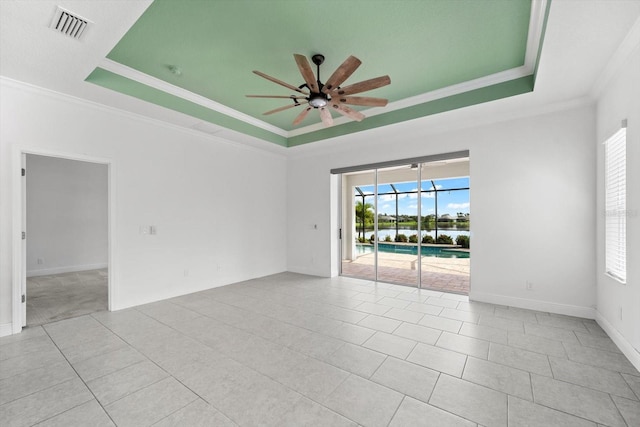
top-left (0, 76), bottom-right (288, 157)
top-left (99, 58), bottom-right (288, 137)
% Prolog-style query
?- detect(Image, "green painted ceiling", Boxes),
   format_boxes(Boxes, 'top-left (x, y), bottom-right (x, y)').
top-left (87, 0), bottom-right (546, 147)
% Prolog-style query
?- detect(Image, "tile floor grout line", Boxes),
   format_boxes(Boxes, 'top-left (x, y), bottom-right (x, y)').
top-left (88, 313), bottom-right (237, 425)
top-left (384, 394), bottom-right (406, 427)
top-left (460, 354), bottom-right (470, 379)
top-left (197, 302), bottom-right (407, 424)
top-left (620, 375), bottom-right (640, 401)
top-left (538, 366), bottom-right (638, 400)
top-left (427, 373), bottom-right (488, 426)
top-left (0, 329), bottom-right (48, 353)
top-left (102, 302), bottom-right (369, 425)
top-left (530, 372), bottom-right (635, 425)
top-left (147, 400), bottom-right (209, 427)
top-left (86, 360), bottom-right (164, 405)
top-left (39, 326), bottom-right (119, 427)
top-left (27, 384), bottom-right (95, 427)
top-left (609, 392), bottom-right (632, 427)
top-left (63, 345), bottom-right (145, 383)
top-left (0, 373), bottom-right (76, 408)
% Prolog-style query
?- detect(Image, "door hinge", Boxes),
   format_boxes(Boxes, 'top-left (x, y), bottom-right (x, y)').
top-left (339, 228), bottom-right (342, 239)
top-left (22, 231), bottom-right (26, 240)
top-left (21, 294), bottom-right (25, 303)
top-left (21, 168), bottom-right (26, 177)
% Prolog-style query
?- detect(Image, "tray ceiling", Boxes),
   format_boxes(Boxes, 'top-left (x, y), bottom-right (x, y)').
top-left (84, 0), bottom-right (548, 147)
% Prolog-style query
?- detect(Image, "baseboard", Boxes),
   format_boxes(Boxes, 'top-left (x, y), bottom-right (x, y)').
top-left (0, 323), bottom-right (14, 338)
top-left (596, 311), bottom-right (640, 372)
top-left (287, 265), bottom-right (331, 278)
top-left (27, 263), bottom-right (108, 278)
top-left (469, 291), bottom-right (596, 319)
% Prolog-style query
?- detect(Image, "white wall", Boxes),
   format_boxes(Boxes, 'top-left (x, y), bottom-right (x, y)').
top-left (0, 79), bottom-right (288, 333)
top-left (288, 104), bottom-right (597, 318)
top-left (26, 154), bottom-right (108, 276)
top-left (595, 42), bottom-right (640, 365)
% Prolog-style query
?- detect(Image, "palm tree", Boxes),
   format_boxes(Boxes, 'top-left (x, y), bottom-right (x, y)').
top-left (355, 201), bottom-right (374, 239)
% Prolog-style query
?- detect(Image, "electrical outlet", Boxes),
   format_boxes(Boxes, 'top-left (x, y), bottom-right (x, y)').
top-left (37, 258), bottom-right (44, 265)
top-left (526, 281), bottom-right (533, 290)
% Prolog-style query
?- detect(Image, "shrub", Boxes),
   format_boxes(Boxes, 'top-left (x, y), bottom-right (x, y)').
top-left (357, 237), bottom-right (367, 243)
top-left (409, 234), bottom-right (418, 243)
top-left (384, 234), bottom-right (392, 242)
top-left (422, 234), bottom-right (434, 244)
top-left (369, 234), bottom-right (375, 243)
top-left (395, 234), bottom-right (408, 243)
top-left (456, 235), bottom-right (470, 248)
top-left (435, 234), bottom-right (453, 244)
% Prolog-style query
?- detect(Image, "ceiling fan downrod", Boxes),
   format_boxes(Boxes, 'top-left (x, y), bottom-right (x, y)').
top-left (308, 54), bottom-right (328, 108)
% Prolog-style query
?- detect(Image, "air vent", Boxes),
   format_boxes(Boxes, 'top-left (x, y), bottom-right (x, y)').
top-left (50, 6), bottom-right (91, 40)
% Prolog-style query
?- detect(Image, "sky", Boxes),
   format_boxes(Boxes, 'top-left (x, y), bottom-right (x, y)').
top-left (356, 177), bottom-right (469, 217)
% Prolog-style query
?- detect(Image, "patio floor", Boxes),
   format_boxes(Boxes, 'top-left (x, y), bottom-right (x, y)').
top-left (341, 252), bottom-right (470, 295)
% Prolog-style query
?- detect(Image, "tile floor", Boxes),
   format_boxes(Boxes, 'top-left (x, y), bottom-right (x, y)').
top-left (26, 269), bottom-right (108, 326)
top-left (1, 272), bottom-right (639, 426)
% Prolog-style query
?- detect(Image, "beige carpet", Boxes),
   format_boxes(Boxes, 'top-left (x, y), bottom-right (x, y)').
top-left (26, 269), bottom-right (107, 326)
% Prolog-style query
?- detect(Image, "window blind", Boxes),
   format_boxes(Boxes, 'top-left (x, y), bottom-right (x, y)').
top-left (604, 127), bottom-right (626, 283)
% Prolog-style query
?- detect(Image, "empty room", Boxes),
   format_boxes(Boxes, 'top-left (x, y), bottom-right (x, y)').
top-left (0, 1), bottom-right (638, 426)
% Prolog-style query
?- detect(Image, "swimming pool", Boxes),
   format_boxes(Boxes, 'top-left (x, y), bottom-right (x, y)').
top-left (355, 243), bottom-right (470, 259)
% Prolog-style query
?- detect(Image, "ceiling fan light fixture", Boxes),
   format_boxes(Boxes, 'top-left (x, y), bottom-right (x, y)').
top-left (308, 94), bottom-right (328, 109)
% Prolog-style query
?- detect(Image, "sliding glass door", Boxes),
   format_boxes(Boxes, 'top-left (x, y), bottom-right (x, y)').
top-left (339, 156), bottom-right (471, 295)
top-left (375, 166), bottom-right (420, 287)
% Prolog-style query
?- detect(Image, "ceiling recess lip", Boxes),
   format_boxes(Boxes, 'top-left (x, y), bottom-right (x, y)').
top-left (50, 6), bottom-right (92, 40)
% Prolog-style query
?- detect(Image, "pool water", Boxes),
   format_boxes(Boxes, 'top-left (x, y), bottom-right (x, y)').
top-left (355, 243), bottom-right (470, 259)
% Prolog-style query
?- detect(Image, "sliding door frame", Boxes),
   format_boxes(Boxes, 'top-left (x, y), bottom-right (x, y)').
top-left (336, 150), bottom-right (469, 289)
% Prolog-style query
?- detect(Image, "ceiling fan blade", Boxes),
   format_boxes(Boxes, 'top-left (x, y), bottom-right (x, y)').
top-left (263, 103), bottom-right (304, 115)
top-left (336, 96), bottom-right (388, 107)
top-left (293, 106), bottom-right (312, 126)
top-left (294, 54), bottom-right (319, 93)
top-left (321, 55), bottom-right (362, 94)
top-left (331, 75), bottom-right (391, 96)
top-left (319, 107), bottom-right (333, 127)
top-left (246, 95), bottom-right (307, 99)
top-left (253, 70), bottom-right (309, 95)
top-left (330, 102), bottom-right (366, 122)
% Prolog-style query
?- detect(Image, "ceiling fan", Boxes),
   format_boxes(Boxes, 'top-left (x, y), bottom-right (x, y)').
top-left (247, 54), bottom-right (391, 127)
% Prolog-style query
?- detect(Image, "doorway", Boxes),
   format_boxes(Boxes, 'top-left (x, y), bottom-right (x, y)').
top-left (23, 154), bottom-right (109, 326)
top-left (338, 155), bottom-right (470, 294)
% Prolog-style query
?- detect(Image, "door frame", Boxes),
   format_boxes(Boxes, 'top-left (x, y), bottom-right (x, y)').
top-left (334, 151), bottom-right (471, 291)
top-left (12, 147), bottom-right (115, 333)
